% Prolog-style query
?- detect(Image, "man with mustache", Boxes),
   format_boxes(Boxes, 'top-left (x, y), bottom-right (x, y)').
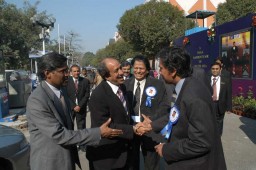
top-left (26, 52), bottom-right (123, 170)
top-left (86, 57), bottom-right (139, 170)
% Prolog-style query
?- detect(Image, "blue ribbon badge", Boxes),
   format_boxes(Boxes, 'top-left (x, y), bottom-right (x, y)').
top-left (160, 105), bottom-right (180, 139)
top-left (145, 86), bottom-right (157, 107)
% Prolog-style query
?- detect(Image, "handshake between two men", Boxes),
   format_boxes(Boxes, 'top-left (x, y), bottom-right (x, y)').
top-left (100, 114), bottom-right (153, 138)
top-left (133, 114), bottom-right (165, 157)
top-left (101, 115), bottom-right (164, 157)
top-left (133, 114), bottom-right (153, 136)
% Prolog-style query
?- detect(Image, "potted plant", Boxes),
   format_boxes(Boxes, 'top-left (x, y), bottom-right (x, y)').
top-left (232, 86), bottom-right (256, 119)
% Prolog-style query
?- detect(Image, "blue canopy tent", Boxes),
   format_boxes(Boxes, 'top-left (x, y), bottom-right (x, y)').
top-left (29, 51), bottom-right (49, 74)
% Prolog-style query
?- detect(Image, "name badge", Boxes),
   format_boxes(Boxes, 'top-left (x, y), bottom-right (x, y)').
top-left (145, 86), bottom-right (157, 107)
top-left (132, 116), bottom-right (141, 123)
top-left (160, 105), bottom-right (180, 139)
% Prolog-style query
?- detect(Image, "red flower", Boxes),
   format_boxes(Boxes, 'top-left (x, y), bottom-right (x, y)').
top-left (238, 86), bottom-right (243, 92)
top-left (207, 30), bottom-right (211, 37)
top-left (183, 37), bottom-right (189, 46)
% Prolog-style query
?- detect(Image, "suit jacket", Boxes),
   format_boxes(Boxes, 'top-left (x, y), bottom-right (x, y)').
top-left (26, 81), bottom-right (101, 170)
top-left (66, 76), bottom-right (90, 112)
top-left (124, 76), bottom-right (170, 149)
top-left (208, 75), bottom-right (232, 114)
top-left (151, 77), bottom-right (226, 170)
top-left (86, 81), bottom-right (134, 170)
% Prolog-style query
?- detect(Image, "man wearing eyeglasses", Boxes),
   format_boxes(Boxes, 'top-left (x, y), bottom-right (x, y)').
top-left (26, 52), bottom-right (123, 170)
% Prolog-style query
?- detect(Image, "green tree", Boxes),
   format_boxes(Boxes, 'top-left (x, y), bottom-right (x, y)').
top-left (93, 39), bottom-right (141, 66)
top-left (0, 0), bottom-right (57, 69)
top-left (80, 52), bottom-right (95, 66)
top-left (117, 1), bottom-right (192, 57)
top-left (216, 0), bottom-right (256, 25)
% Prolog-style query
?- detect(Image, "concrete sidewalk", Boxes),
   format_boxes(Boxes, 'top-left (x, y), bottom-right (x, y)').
top-left (222, 113), bottom-right (256, 170)
top-left (2, 110), bottom-right (255, 170)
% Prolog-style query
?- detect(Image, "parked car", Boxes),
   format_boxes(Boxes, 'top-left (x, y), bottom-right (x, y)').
top-left (0, 125), bottom-right (30, 170)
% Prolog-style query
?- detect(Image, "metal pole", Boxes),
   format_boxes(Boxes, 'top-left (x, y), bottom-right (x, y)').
top-left (58, 24), bottom-right (60, 54)
top-left (42, 27), bottom-right (45, 55)
top-left (64, 35), bottom-right (66, 54)
top-left (203, 0), bottom-right (207, 27)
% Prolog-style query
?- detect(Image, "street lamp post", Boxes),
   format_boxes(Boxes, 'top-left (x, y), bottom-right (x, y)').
top-left (30, 14), bottom-right (56, 73)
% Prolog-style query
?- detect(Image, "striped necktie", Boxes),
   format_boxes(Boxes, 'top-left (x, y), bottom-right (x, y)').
top-left (117, 87), bottom-right (127, 112)
top-left (212, 77), bottom-right (218, 101)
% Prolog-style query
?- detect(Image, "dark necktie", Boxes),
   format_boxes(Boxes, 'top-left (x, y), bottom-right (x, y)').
top-left (74, 79), bottom-right (78, 92)
top-left (60, 92), bottom-right (73, 129)
top-left (212, 77), bottom-right (217, 101)
top-left (117, 87), bottom-right (127, 112)
top-left (133, 82), bottom-right (141, 116)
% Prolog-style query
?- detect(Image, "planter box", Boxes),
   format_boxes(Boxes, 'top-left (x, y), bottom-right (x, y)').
top-left (232, 109), bottom-right (256, 119)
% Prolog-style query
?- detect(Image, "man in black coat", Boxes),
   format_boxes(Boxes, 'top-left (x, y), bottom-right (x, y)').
top-left (86, 58), bottom-right (138, 170)
top-left (209, 62), bottom-right (232, 135)
top-left (136, 47), bottom-right (226, 170)
top-left (66, 64), bottom-right (90, 130)
top-left (124, 55), bottom-right (170, 170)
top-left (121, 61), bottom-right (133, 80)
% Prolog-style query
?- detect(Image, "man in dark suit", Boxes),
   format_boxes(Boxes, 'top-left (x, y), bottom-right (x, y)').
top-left (26, 52), bottom-right (123, 170)
top-left (231, 41), bottom-right (238, 60)
top-left (86, 57), bottom-right (138, 170)
top-left (209, 62), bottom-right (232, 136)
top-left (215, 57), bottom-right (232, 81)
top-left (121, 61), bottom-right (133, 80)
top-left (231, 41), bottom-right (239, 75)
top-left (67, 64), bottom-right (90, 130)
top-left (136, 47), bottom-right (226, 170)
top-left (67, 64), bottom-right (90, 151)
top-left (124, 55), bottom-right (170, 170)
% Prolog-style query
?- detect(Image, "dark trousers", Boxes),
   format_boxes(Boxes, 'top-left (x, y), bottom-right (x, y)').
top-left (213, 101), bottom-right (225, 136)
top-left (73, 109), bottom-right (87, 129)
top-left (129, 135), bottom-right (160, 170)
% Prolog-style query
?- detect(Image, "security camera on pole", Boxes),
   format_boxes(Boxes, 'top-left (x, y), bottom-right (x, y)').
top-left (30, 14), bottom-right (56, 73)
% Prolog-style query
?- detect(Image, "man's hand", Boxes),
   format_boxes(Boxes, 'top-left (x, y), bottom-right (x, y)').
top-left (74, 105), bottom-right (81, 112)
top-left (133, 115), bottom-right (153, 136)
top-left (100, 118), bottom-right (123, 138)
top-left (155, 143), bottom-right (164, 157)
top-left (141, 114), bottom-right (152, 124)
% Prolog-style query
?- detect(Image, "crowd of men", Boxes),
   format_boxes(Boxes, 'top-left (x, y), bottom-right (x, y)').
top-left (26, 46), bottom-right (231, 170)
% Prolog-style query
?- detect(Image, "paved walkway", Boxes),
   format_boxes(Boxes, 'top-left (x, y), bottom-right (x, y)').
top-left (2, 110), bottom-right (255, 170)
top-left (77, 113), bottom-right (256, 170)
top-left (222, 113), bottom-right (256, 170)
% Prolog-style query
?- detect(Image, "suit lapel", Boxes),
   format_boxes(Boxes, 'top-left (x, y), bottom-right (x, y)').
top-left (141, 77), bottom-right (151, 107)
top-left (61, 88), bottom-right (74, 129)
top-left (41, 81), bottom-right (67, 127)
top-left (219, 76), bottom-right (225, 99)
top-left (103, 81), bottom-right (129, 119)
top-left (175, 78), bottom-right (190, 108)
top-left (77, 77), bottom-right (83, 93)
top-left (126, 78), bottom-right (135, 105)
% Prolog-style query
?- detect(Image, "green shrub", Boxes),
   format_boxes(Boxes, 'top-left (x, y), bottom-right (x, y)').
top-left (232, 86), bottom-right (256, 115)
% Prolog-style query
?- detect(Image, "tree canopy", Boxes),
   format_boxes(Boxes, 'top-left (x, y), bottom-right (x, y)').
top-left (216, 0), bottom-right (256, 25)
top-left (0, 0), bottom-right (41, 69)
top-left (117, 1), bottom-right (193, 57)
top-left (90, 39), bottom-right (140, 67)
